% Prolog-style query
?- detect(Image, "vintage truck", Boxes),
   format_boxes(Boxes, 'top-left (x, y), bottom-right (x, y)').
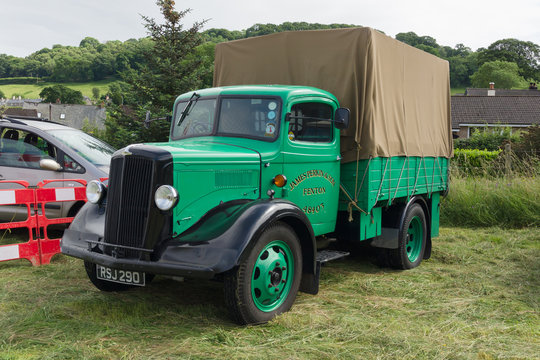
top-left (61, 27), bottom-right (452, 324)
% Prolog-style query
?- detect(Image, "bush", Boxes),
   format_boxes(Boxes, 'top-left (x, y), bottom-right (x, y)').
top-left (39, 84), bottom-right (84, 104)
top-left (512, 125), bottom-right (540, 158)
top-left (454, 126), bottom-right (521, 151)
top-left (452, 148), bottom-right (502, 175)
top-left (0, 77), bottom-right (42, 85)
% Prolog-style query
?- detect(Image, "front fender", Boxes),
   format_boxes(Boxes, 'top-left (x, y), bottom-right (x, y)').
top-left (169, 199), bottom-right (316, 279)
top-left (62, 199), bottom-right (318, 293)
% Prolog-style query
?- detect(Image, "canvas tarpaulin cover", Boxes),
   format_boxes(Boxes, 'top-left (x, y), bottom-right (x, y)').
top-left (213, 27), bottom-right (453, 161)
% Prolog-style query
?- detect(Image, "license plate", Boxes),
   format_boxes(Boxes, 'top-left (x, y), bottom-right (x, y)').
top-left (96, 265), bottom-right (145, 286)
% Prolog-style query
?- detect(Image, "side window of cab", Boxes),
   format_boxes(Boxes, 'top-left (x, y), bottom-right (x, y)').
top-left (288, 102), bottom-right (333, 143)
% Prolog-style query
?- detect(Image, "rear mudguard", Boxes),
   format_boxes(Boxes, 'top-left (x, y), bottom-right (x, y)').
top-left (371, 195), bottom-right (432, 259)
top-left (62, 198), bottom-right (319, 294)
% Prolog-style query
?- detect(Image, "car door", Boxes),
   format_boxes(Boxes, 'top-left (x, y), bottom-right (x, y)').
top-left (281, 99), bottom-right (341, 236)
top-left (0, 127), bottom-right (63, 222)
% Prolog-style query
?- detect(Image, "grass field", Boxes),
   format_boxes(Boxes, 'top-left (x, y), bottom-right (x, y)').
top-left (451, 87), bottom-right (466, 95)
top-left (0, 226), bottom-right (538, 359)
top-left (0, 79), bottom-right (119, 100)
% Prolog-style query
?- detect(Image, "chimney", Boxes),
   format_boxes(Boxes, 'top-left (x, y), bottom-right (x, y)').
top-left (488, 82), bottom-right (496, 96)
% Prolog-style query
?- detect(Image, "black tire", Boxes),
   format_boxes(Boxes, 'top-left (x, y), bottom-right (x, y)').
top-left (224, 222), bottom-right (302, 325)
top-left (388, 203), bottom-right (427, 270)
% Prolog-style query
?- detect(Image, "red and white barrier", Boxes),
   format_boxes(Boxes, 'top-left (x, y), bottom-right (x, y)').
top-left (0, 179), bottom-right (87, 266)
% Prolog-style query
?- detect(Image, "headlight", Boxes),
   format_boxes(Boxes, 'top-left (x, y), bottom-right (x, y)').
top-left (86, 180), bottom-right (106, 204)
top-left (154, 185), bottom-right (178, 211)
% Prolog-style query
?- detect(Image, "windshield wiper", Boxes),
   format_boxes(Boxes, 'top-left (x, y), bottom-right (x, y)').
top-left (177, 92), bottom-right (200, 126)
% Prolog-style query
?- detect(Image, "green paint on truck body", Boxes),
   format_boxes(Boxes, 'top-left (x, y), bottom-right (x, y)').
top-left (340, 157), bottom-right (449, 240)
top-left (148, 86), bottom-right (448, 243)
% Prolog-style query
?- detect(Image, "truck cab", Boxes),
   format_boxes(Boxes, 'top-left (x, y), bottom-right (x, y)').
top-left (62, 85), bottom-right (350, 324)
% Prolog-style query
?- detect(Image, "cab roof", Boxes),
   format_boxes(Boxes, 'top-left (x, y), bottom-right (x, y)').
top-left (174, 85), bottom-right (339, 105)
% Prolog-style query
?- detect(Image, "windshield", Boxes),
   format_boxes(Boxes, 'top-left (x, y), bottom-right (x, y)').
top-left (171, 96), bottom-right (281, 141)
top-left (47, 129), bottom-right (116, 166)
top-left (173, 98), bottom-right (216, 138)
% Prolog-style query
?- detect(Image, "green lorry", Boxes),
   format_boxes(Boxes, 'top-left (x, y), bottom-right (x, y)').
top-left (61, 28), bottom-right (452, 324)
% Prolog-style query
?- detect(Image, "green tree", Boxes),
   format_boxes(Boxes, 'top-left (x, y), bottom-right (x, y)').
top-left (470, 60), bottom-right (527, 89)
top-left (477, 39), bottom-right (540, 81)
top-left (106, 0), bottom-right (208, 146)
top-left (92, 87), bottom-right (100, 100)
top-left (39, 84), bottom-right (84, 104)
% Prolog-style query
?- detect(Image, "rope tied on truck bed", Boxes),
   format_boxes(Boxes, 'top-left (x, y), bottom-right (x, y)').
top-left (340, 148), bottom-right (371, 221)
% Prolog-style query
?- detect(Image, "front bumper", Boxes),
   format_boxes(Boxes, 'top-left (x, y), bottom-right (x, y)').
top-left (61, 229), bottom-right (237, 279)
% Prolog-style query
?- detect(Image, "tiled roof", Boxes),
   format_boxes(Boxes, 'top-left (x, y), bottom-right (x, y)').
top-left (3, 108), bottom-right (38, 117)
top-left (451, 96), bottom-right (540, 128)
top-left (21, 103), bottom-right (106, 130)
top-left (465, 88), bottom-right (540, 96)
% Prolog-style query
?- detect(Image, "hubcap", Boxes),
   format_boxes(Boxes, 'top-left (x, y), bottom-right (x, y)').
top-left (251, 240), bottom-right (294, 312)
top-left (406, 216), bottom-right (423, 262)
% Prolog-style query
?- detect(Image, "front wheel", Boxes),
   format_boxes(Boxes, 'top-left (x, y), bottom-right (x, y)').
top-left (224, 222), bottom-right (302, 325)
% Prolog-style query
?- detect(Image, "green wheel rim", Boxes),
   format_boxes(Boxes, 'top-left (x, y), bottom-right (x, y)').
top-left (406, 216), bottom-right (423, 262)
top-left (251, 240), bottom-right (294, 312)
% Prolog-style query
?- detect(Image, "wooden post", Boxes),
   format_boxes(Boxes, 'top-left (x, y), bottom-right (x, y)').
top-left (505, 143), bottom-right (512, 177)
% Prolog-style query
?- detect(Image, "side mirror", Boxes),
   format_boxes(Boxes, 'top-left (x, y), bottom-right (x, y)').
top-left (334, 108), bottom-right (350, 130)
top-left (40, 159), bottom-right (61, 171)
top-left (144, 111), bottom-right (151, 129)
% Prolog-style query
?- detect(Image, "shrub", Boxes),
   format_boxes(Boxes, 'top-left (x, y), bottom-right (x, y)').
top-left (452, 148), bottom-right (502, 175)
top-left (512, 125), bottom-right (540, 158)
top-left (454, 125), bottom-right (521, 151)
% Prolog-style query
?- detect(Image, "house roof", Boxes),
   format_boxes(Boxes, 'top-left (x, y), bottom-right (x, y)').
top-left (2, 108), bottom-right (38, 117)
top-left (465, 88), bottom-right (540, 96)
top-left (451, 95), bottom-right (540, 128)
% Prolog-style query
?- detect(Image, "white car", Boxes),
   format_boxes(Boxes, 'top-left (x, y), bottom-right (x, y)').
top-left (0, 116), bottom-right (115, 221)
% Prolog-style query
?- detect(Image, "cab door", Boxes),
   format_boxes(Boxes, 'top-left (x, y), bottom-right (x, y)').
top-left (281, 99), bottom-right (341, 236)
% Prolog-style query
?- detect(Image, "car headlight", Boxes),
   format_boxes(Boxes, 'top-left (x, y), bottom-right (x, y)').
top-left (154, 185), bottom-right (178, 211)
top-left (86, 180), bottom-right (106, 204)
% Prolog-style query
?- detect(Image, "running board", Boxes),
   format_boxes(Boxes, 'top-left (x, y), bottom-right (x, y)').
top-left (316, 249), bottom-right (349, 264)
top-left (301, 250), bottom-right (349, 296)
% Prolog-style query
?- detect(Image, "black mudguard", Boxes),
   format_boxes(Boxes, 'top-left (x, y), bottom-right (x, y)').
top-left (61, 198), bottom-right (318, 293)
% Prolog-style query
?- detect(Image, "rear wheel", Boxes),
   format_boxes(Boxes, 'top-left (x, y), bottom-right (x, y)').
top-left (388, 203), bottom-right (426, 269)
top-left (224, 222), bottom-right (302, 325)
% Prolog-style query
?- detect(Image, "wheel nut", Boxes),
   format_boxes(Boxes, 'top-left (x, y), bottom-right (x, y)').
top-left (268, 284), bottom-right (272, 288)
top-left (276, 262), bottom-right (280, 267)
top-left (282, 266), bottom-right (286, 271)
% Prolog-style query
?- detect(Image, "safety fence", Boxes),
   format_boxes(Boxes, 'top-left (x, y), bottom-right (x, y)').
top-left (0, 179), bottom-right (87, 266)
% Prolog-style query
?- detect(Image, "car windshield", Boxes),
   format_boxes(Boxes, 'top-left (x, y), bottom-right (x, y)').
top-left (47, 129), bottom-right (116, 166)
top-left (171, 97), bottom-right (281, 141)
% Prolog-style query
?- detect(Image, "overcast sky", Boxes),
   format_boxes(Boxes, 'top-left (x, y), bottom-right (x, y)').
top-left (2, 0), bottom-right (539, 57)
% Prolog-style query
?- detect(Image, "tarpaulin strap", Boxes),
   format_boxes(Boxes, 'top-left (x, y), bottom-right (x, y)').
top-left (354, 155), bottom-right (372, 202)
top-left (436, 157), bottom-right (445, 185)
top-left (374, 157), bottom-right (389, 206)
top-left (389, 159), bottom-right (407, 206)
top-left (411, 157), bottom-right (423, 197)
